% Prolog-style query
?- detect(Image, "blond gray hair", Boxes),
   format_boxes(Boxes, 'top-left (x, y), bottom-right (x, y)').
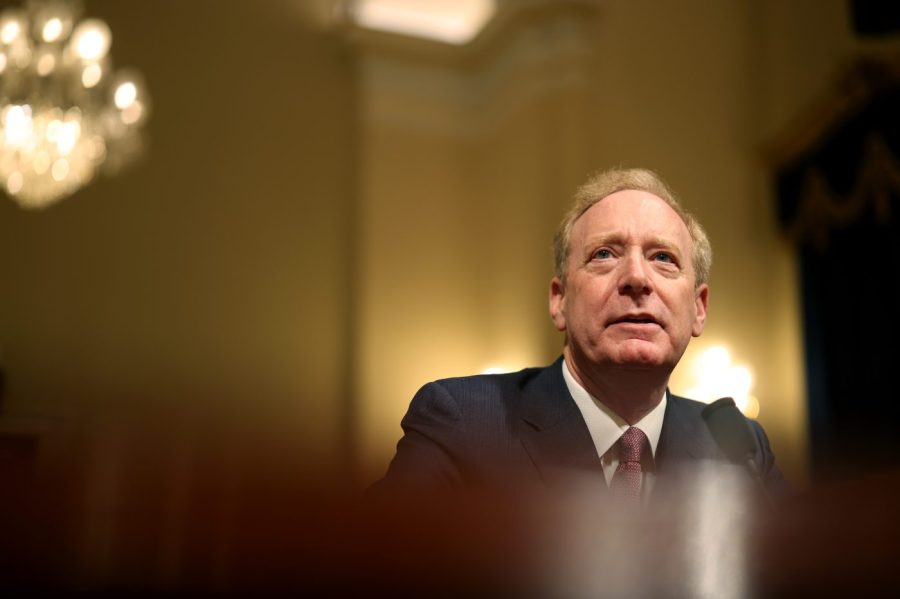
top-left (552, 168), bottom-right (712, 286)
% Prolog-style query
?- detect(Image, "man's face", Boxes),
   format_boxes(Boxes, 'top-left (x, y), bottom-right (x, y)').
top-left (549, 189), bottom-right (708, 372)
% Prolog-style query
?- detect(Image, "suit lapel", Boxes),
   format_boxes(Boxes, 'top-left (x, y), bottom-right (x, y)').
top-left (517, 359), bottom-right (603, 485)
top-left (514, 368), bottom-right (726, 495)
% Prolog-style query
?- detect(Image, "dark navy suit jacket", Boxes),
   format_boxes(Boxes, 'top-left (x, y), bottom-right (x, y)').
top-left (378, 357), bottom-right (788, 498)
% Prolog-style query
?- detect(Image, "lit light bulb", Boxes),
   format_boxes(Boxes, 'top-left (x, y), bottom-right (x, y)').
top-left (3, 104), bottom-right (34, 148)
top-left (0, 11), bottom-right (24, 44)
top-left (70, 18), bottom-right (111, 61)
top-left (81, 62), bottom-right (102, 87)
top-left (42, 17), bottom-right (62, 42)
top-left (56, 120), bottom-right (82, 156)
top-left (51, 158), bottom-right (69, 182)
top-left (120, 101), bottom-right (143, 125)
top-left (111, 70), bottom-right (149, 126)
top-left (114, 81), bottom-right (137, 109)
top-left (7, 171), bottom-right (23, 194)
top-left (35, 49), bottom-right (56, 75)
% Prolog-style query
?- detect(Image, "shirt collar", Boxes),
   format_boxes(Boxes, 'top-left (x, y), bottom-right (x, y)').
top-left (561, 358), bottom-right (667, 460)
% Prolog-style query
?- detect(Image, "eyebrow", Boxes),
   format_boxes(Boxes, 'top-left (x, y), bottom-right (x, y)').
top-left (582, 232), bottom-right (685, 258)
top-left (646, 236), bottom-right (683, 256)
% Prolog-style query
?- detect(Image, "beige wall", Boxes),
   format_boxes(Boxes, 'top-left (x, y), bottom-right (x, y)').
top-left (0, 1), bottom-right (357, 581)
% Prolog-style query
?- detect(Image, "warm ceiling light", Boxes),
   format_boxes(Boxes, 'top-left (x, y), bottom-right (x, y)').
top-left (352, 0), bottom-right (496, 45)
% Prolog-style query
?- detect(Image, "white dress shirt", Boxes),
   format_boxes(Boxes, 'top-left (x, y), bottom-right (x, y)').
top-left (561, 359), bottom-right (667, 493)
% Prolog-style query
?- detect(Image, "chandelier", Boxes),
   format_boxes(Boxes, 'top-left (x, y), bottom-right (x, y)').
top-left (0, 0), bottom-right (149, 209)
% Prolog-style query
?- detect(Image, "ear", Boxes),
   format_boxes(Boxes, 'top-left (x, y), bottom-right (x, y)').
top-left (691, 283), bottom-right (709, 337)
top-left (549, 276), bottom-right (567, 332)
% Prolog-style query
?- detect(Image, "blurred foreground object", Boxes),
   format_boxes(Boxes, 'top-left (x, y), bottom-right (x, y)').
top-left (4, 459), bottom-right (898, 596)
top-left (0, 0), bottom-right (149, 209)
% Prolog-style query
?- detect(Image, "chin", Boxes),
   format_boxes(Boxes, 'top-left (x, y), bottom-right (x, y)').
top-left (613, 358), bottom-right (667, 371)
top-left (609, 347), bottom-right (670, 370)
top-left (576, 340), bottom-right (673, 371)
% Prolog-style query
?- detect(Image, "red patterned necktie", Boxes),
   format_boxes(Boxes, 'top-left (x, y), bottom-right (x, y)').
top-left (610, 426), bottom-right (648, 504)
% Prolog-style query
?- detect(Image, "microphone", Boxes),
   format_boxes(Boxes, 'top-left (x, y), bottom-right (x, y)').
top-left (701, 397), bottom-right (772, 507)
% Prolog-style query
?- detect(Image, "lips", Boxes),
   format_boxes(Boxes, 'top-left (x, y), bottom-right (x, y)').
top-left (609, 313), bottom-right (663, 327)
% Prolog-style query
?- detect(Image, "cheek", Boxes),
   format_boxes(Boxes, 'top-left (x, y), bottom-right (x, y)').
top-left (571, 290), bottom-right (605, 320)
top-left (676, 294), bottom-right (701, 331)
top-left (575, 280), bottom-right (610, 304)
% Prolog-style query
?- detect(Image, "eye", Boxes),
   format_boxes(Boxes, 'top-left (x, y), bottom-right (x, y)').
top-left (591, 248), bottom-right (613, 260)
top-left (653, 252), bottom-right (674, 263)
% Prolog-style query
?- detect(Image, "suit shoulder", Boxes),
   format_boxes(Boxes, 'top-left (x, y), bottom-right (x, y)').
top-left (411, 364), bottom-right (559, 428)
top-left (427, 365), bottom-right (551, 401)
top-left (666, 393), bottom-right (709, 415)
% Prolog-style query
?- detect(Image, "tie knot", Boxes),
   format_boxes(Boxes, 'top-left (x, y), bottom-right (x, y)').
top-left (618, 426), bottom-right (648, 464)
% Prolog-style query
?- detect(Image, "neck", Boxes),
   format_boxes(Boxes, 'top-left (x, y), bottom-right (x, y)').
top-left (563, 345), bottom-right (670, 425)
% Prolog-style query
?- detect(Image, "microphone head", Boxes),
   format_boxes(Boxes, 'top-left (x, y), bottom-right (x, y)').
top-left (701, 397), bottom-right (757, 463)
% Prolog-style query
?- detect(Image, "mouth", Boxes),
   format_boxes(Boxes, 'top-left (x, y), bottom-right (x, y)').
top-left (609, 314), bottom-right (663, 327)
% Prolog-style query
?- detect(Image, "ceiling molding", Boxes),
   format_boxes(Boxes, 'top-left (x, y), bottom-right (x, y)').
top-left (358, 3), bottom-right (599, 140)
top-left (339, 0), bottom-right (602, 66)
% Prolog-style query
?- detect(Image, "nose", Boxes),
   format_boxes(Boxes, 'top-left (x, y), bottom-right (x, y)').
top-left (618, 251), bottom-right (651, 297)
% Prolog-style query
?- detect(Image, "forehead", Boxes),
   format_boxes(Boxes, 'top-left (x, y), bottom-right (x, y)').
top-left (571, 189), bottom-right (692, 247)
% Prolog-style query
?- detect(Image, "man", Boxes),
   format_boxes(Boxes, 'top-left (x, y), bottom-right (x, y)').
top-left (377, 167), bottom-right (786, 502)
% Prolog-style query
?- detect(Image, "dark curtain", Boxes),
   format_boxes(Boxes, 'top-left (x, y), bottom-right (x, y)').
top-left (776, 77), bottom-right (900, 481)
